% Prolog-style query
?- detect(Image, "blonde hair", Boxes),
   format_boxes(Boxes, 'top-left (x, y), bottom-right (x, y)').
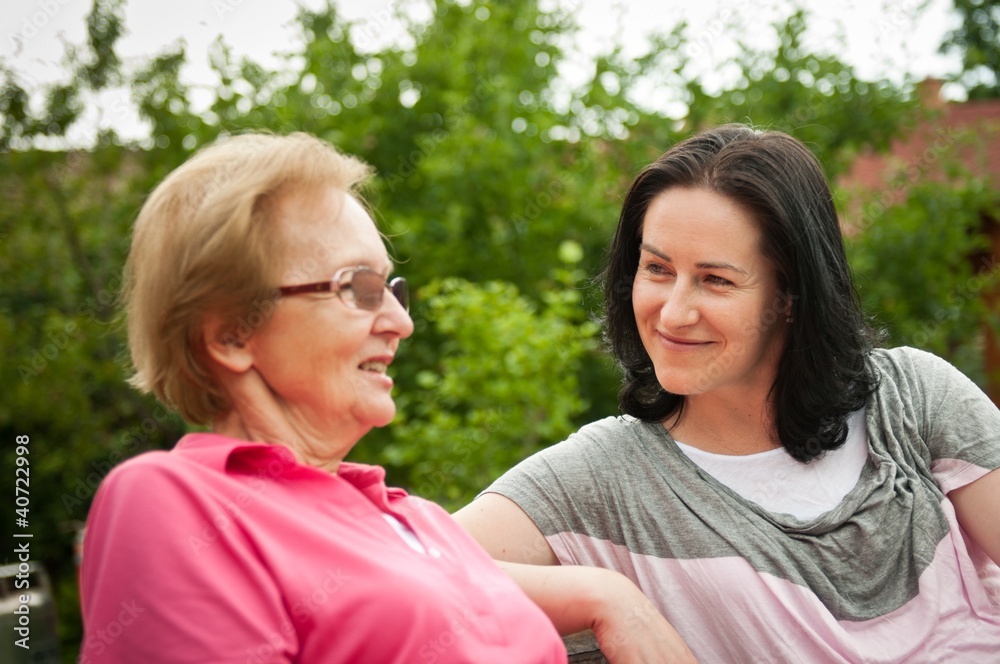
top-left (122, 132), bottom-right (373, 424)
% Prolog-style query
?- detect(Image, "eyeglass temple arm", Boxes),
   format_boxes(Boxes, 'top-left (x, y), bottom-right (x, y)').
top-left (277, 282), bottom-right (334, 296)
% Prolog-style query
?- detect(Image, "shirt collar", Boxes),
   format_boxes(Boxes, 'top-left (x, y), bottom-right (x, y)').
top-left (174, 433), bottom-right (298, 474)
top-left (172, 433), bottom-right (408, 505)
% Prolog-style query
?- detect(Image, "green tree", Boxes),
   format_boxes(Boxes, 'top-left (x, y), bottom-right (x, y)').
top-left (5, 1), bottom-right (985, 661)
top-left (941, 0), bottom-right (1000, 98)
top-left (848, 167), bottom-right (1000, 383)
top-left (376, 245), bottom-right (599, 510)
top-left (1, 1), bottom-right (189, 658)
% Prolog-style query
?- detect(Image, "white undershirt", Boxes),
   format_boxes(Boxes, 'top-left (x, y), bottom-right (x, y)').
top-left (674, 409), bottom-right (868, 521)
top-left (382, 513), bottom-right (428, 554)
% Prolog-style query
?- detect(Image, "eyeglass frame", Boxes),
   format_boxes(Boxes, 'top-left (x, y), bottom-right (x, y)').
top-left (277, 265), bottom-right (409, 312)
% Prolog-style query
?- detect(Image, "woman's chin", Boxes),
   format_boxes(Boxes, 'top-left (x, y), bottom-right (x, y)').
top-left (365, 402), bottom-right (398, 429)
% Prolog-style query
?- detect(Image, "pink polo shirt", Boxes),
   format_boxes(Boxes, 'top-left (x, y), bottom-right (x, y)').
top-left (80, 433), bottom-right (566, 663)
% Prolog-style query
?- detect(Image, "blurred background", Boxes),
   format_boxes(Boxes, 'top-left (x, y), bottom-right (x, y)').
top-left (1, 0), bottom-right (998, 660)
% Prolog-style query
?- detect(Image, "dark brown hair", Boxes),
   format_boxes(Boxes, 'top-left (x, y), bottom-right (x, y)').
top-left (603, 124), bottom-right (879, 462)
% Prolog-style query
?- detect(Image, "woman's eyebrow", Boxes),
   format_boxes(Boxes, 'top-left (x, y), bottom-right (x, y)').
top-left (639, 243), bottom-right (748, 276)
top-left (696, 260), bottom-right (749, 276)
top-left (639, 243), bottom-right (669, 261)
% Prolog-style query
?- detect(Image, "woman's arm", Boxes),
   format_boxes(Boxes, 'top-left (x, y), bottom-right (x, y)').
top-left (453, 494), bottom-right (698, 663)
top-left (498, 561), bottom-right (697, 664)
top-left (452, 493), bottom-right (559, 564)
top-left (950, 467), bottom-right (1000, 566)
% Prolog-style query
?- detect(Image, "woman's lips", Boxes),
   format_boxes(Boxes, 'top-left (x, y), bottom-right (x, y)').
top-left (358, 355), bottom-right (395, 387)
top-left (657, 332), bottom-right (711, 350)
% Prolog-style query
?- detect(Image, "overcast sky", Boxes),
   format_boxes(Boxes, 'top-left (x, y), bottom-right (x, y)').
top-left (1, 0), bottom-right (961, 145)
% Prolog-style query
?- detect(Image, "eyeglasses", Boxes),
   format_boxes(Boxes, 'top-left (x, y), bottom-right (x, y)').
top-left (278, 266), bottom-right (409, 312)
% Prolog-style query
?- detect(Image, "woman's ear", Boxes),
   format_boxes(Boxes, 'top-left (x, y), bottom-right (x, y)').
top-left (783, 291), bottom-right (797, 324)
top-left (202, 314), bottom-right (254, 374)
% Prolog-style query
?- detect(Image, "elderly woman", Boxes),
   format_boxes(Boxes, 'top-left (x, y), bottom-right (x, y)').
top-left (79, 132), bottom-right (572, 663)
top-left (456, 124), bottom-right (1000, 662)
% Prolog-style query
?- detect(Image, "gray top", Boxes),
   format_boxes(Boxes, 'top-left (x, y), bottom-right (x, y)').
top-left (486, 347), bottom-right (1000, 660)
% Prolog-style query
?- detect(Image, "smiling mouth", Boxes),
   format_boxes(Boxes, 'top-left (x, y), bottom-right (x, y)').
top-left (661, 334), bottom-right (705, 344)
top-left (658, 334), bottom-right (712, 349)
top-left (359, 361), bottom-right (388, 373)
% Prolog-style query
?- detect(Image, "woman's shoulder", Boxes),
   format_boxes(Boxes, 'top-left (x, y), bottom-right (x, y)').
top-left (505, 415), bottom-right (662, 480)
top-left (872, 346), bottom-right (994, 392)
top-left (99, 448), bottom-right (181, 489)
top-left (572, 413), bottom-right (651, 437)
top-left (866, 346), bottom-right (998, 454)
top-left (86, 457), bottom-right (179, 528)
top-left (93, 433), bottom-right (238, 507)
top-left (870, 346), bottom-right (956, 372)
top-left (553, 414), bottom-right (658, 454)
top-left (871, 346), bottom-right (974, 389)
top-left (873, 344), bottom-right (1000, 383)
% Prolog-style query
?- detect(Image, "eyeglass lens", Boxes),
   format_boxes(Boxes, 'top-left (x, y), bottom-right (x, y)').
top-left (389, 277), bottom-right (409, 311)
top-left (343, 269), bottom-right (409, 312)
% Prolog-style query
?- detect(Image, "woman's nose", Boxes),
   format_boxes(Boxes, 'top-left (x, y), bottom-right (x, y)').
top-left (659, 281), bottom-right (699, 328)
top-left (377, 290), bottom-right (415, 339)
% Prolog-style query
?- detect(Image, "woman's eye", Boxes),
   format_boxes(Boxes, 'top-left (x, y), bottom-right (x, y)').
top-left (706, 275), bottom-right (734, 287)
top-left (643, 262), bottom-right (671, 276)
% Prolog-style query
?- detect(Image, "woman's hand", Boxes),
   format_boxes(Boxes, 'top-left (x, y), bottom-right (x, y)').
top-left (498, 561), bottom-right (697, 664)
top-left (455, 494), bottom-right (698, 662)
top-left (588, 570), bottom-right (698, 664)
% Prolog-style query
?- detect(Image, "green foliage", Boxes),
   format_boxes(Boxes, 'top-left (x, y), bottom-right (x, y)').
top-left (690, 9), bottom-right (920, 178)
top-left (848, 174), bottom-right (1000, 381)
top-left (583, 9), bottom-right (920, 179)
top-left (369, 247), bottom-right (599, 510)
top-left (79, 0), bottom-right (125, 89)
top-left (0, 144), bottom-right (189, 659)
top-left (2, 1), bottom-right (996, 661)
top-left (1, 3), bottom-right (187, 658)
top-left (941, 0), bottom-right (1000, 99)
